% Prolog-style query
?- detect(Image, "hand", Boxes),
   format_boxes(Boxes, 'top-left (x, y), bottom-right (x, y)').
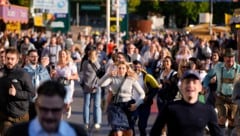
top-left (210, 76), bottom-right (216, 83)
top-left (50, 70), bottom-right (57, 78)
top-left (158, 83), bottom-right (163, 89)
top-left (9, 84), bottom-right (16, 96)
top-left (128, 103), bottom-right (137, 111)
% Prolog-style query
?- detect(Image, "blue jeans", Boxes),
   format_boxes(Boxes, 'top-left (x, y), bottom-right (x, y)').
top-left (83, 87), bottom-right (102, 125)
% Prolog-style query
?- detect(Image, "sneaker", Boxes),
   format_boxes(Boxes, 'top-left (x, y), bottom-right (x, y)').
top-left (94, 124), bottom-right (101, 129)
top-left (66, 106), bottom-right (71, 119)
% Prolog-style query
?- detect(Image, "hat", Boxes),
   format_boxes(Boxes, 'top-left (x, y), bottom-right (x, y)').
top-left (224, 48), bottom-right (235, 57)
top-left (182, 70), bottom-right (200, 80)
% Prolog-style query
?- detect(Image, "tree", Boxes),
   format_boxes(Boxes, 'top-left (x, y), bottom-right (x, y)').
top-left (128, 0), bottom-right (141, 13)
top-left (176, 2), bottom-right (209, 27)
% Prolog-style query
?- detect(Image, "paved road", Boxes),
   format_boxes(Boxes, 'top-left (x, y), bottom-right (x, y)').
top-left (64, 83), bottom-right (158, 136)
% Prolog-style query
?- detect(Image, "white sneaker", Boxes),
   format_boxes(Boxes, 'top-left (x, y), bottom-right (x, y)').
top-left (66, 106), bottom-right (71, 119)
top-left (94, 124), bottom-right (101, 129)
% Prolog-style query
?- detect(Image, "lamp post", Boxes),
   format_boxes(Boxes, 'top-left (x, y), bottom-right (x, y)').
top-left (106, 0), bottom-right (110, 43)
top-left (209, 0), bottom-right (213, 35)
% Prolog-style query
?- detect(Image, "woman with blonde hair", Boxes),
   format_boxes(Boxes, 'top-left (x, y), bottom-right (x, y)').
top-left (99, 61), bottom-right (145, 136)
top-left (175, 45), bottom-right (192, 64)
top-left (50, 50), bottom-right (79, 118)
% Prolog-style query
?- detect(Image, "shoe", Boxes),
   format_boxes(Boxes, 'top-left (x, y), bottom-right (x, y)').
top-left (94, 124), bottom-right (101, 129)
top-left (66, 106), bottom-right (71, 119)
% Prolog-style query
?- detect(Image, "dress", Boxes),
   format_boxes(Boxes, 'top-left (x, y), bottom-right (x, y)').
top-left (55, 62), bottom-right (78, 104)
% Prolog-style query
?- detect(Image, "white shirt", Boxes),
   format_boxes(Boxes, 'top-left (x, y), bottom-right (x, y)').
top-left (29, 117), bottom-right (77, 136)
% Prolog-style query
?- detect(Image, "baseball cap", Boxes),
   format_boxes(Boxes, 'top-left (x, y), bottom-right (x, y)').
top-left (181, 70), bottom-right (200, 80)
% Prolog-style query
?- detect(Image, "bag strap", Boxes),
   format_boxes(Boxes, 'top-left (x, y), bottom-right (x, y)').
top-left (113, 76), bottom-right (126, 103)
top-left (89, 60), bottom-right (98, 72)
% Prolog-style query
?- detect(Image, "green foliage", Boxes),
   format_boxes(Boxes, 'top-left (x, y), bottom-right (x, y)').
top-left (128, 0), bottom-right (141, 13)
top-left (152, 0), bottom-right (160, 11)
top-left (177, 2), bottom-right (209, 26)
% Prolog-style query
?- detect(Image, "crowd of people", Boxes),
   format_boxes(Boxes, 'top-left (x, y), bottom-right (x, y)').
top-left (0, 29), bottom-right (239, 136)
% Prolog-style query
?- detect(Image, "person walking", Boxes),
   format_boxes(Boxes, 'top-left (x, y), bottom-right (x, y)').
top-left (5, 80), bottom-right (88, 136)
top-left (132, 60), bottom-right (161, 136)
top-left (150, 70), bottom-right (223, 136)
top-left (203, 48), bottom-right (240, 134)
top-left (50, 50), bottom-right (79, 119)
top-left (80, 47), bottom-right (102, 129)
top-left (0, 48), bottom-right (34, 135)
top-left (98, 61), bottom-right (145, 136)
top-left (23, 49), bottom-right (51, 119)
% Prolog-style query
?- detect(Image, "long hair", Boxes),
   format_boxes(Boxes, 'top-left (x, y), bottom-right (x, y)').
top-left (117, 61), bottom-right (137, 80)
top-left (58, 50), bottom-right (72, 65)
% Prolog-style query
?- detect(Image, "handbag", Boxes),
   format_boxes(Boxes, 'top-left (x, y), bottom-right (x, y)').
top-left (89, 60), bottom-right (105, 78)
top-left (107, 76), bottom-right (129, 128)
top-left (57, 77), bottom-right (71, 86)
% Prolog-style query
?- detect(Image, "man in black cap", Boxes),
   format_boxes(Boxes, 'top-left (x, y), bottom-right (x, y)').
top-left (203, 48), bottom-right (240, 135)
top-left (151, 70), bottom-right (223, 136)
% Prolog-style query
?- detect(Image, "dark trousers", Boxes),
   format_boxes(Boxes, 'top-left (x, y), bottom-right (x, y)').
top-left (0, 112), bottom-right (29, 136)
top-left (137, 103), bottom-right (152, 136)
top-left (29, 102), bottom-right (36, 120)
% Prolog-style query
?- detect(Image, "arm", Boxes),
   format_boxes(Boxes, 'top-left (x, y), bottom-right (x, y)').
top-left (132, 80), bottom-right (145, 107)
top-left (98, 74), bottom-right (112, 87)
top-left (202, 68), bottom-right (216, 89)
top-left (15, 72), bottom-right (35, 100)
top-left (68, 63), bottom-right (79, 80)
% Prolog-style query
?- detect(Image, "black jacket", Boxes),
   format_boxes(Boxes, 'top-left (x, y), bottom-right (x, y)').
top-left (0, 65), bottom-right (34, 118)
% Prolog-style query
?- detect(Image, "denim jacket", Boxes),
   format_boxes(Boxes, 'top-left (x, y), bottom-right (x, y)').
top-left (23, 64), bottom-right (51, 90)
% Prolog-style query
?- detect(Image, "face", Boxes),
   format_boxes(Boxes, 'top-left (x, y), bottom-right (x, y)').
top-left (133, 63), bottom-right (142, 74)
top-left (117, 54), bottom-right (126, 63)
top-left (180, 78), bottom-right (202, 104)
top-left (211, 53), bottom-right (219, 62)
top-left (163, 58), bottom-right (172, 69)
top-left (5, 53), bottom-right (18, 69)
top-left (28, 52), bottom-right (39, 65)
top-left (160, 50), bottom-right (167, 58)
top-left (127, 44), bottom-right (135, 54)
top-left (59, 51), bottom-right (67, 62)
top-left (180, 64), bottom-right (189, 73)
top-left (41, 56), bottom-right (49, 66)
top-left (118, 64), bottom-right (127, 76)
top-left (50, 37), bottom-right (57, 45)
top-left (36, 95), bottom-right (65, 133)
top-left (224, 56), bottom-right (235, 68)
